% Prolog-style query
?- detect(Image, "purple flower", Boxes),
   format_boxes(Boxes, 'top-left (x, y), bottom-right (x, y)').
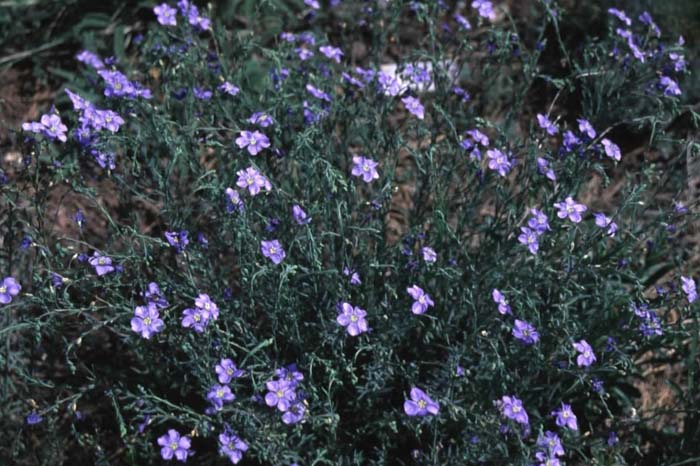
top-left (157, 429), bottom-right (191, 462)
top-left (24, 114), bottom-right (68, 142)
top-left (236, 166), bottom-right (272, 196)
top-left (26, 412), bottom-right (43, 425)
top-left (219, 431), bottom-right (248, 464)
top-left (181, 307), bottom-right (208, 333)
top-left (537, 157), bottom-right (557, 181)
top-left (454, 13), bottom-right (471, 30)
top-left (639, 11), bottom-right (661, 37)
top-left (76, 50), bottom-right (104, 69)
top-left (219, 82), bottom-right (240, 96)
top-left (319, 45), bottom-right (343, 63)
top-left (0, 277), bottom-right (21, 304)
top-left (486, 149), bottom-right (512, 177)
top-left (216, 358), bottom-right (245, 384)
top-left (248, 112), bottom-right (274, 128)
top-left (573, 339), bottom-right (596, 367)
top-left (422, 246), bottom-right (437, 263)
top-left (404, 387), bottom-right (439, 416)
top-left (292, 204), bottom-right (311, 225)
top-left (193, 87), bottom-right (212, 100)
top-left (552, 403), bottom-right (578, 430)
top-left (528, 208), bottom-right (551, 234)
top-left (563, 130), bottom-right (581, 151)
top-left (165, 230), bottom-right (189, 253)
top-left (275, 364), bottom-right (304, 385)
top-left (295, 48), bottom-right (314, 60)
top-left (537, 113), bottom-right (558, 135)
top-left (265, 380), bottom-right (296, 411)
top-left (225, 187), bottom-right (244, 212)
top-left (336, 302), bottom-right (369, 336)
top-left (608, 431), bottom-right (618, 447)
top-left (492, 289), bottom-right (511, 315)
top-left (131, 303), bottom-right (165, 339)
top-left (537, 431), bottom-right (565, 457)
top-left (402, 96), bottom-right (425, 120)
top-left (282, 402), bottom-right (306, 424)
top-left (351, 156), bottom-right (380, 183)
top-left (554, 197), bottom-right (587, 223)
top-left (518, 227), bottom-right (539, 255)
top-left (306, 84), bottom-right (332, 102)
top-left (660, 76), bottom-right (682, 96)
top-left (682, 276), bottom-right (697, 303)
top-left (154, 3), bottom-right (177, 26)
top-left (499, 395), bottom-right (529, 425)
top-left (472, 0), bottom-right (494, 19)
top-left (89, 252), bottom-right (115, 276)
top-left (535, 452), bottom-right (561, 466)
top-left (407, 285), bottom-right (435, 315)
top-left (207, 384), bottom-right (235, 411)
top-left (261, 240), bottom-right (285, 265)
top-left (219, 432), bottom-right (248, 464)
top-left (235, 131), bottom-right (270, 156)
top-left (577, 118), bottom-right (596, 139)
top-left (466, 129), bottom-right (489, 147)
top-left (594, 213), bottom-right (618, 236)
top-left (607, 8), bottom-right (631, 26)
top-left (512, 319), bottom-right (539, 345)
top-left (601, 138), bottom-right (621, 161)
top-left (186, 4), bottom-right (210, 30)
top-left (304, 0), bottom-right (320, 8)
top-left (343, 267), bottom-right (361, 285)
top-left (195, 294), bottom-right (219, 321)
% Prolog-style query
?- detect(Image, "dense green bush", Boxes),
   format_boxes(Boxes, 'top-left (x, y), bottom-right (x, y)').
top-left (2, 1), bottom-right (699, 465)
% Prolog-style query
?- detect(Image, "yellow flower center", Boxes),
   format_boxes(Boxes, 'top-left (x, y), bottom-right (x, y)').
top-left (512, 406), bottom-right (521, 413)
top-left (194, 314), bottom-right (201, 322)
top-left (418, 400), bottom-right (426, 409)
top-left (350, 315), bottom-right (358, 322)
top-left (0, 286), bottom-right (6, 294)
top-left (98, 258), bottom-right (105, 265)
top-left (170, 442), bottom-right (178, 450)
top-left (227, 368), bottom-right (233, 375)
top-left (216, 389), bottom-right (224, 398)
top-left (144, 317), bottom-right (152, 325)
top-left (204, 303), bottom-right (210, 310)
top-left (247, 177), bottom-right (254, 185)
top-left (276, 390), bottom-right (283, 397)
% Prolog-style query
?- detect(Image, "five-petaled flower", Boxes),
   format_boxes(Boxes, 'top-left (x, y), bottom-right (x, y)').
top-left (219, 432), bottom-right (248, 464)
top-left (512, 319), bottom-right (540, 345)
top-left (552, 403), bottom-right (578, 430)
top-left (265, 380), bottom-right (296, 411)
top-left (336, 302), bottom-right (369, 336)
top-left (499, 395), bottom-right (529, 425)
top-left (261, 239), bottom-right (286, 264)
top-left (154, 3), bottom-right (177, 26)
top-left (402, 96), bottom-right (425, 120)
top-left (0, 277), bottom-right (21, 305)
top-left (157, 429), bottom-right (191, 462)
top-left (131, 303), bottom-right (165, 339)
top-left (237, 166), bottom-right (272, 196)
top-left (236, 130), bottom-right (271, 156)
top-left (404, 387), bottom-right (439, 416)
top-left (681, 276), bottom-right (697, 303)
top-left (407, 285), bottom-right (435, 315)
top-left (216, 358), bottom-right (245, 384)
top-left (207, 384), bottom-right (236, 411)
top-left (573, 339), bottom-right (596, 367)
top-left (89, 252), bottom-right (115, 276)
top-left (554, 197), bottom-right (587, 223)
top-left (351, 156), bottom-right (380, 183)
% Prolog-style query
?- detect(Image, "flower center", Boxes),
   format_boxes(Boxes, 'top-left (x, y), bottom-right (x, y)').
top-left (204, 303), bottom-right (210, 310)
top-left (194, 314), bottom-right (201, 322)
top-left (170, 442), bottom-right (178, 450)
top-left (363, 164), bottom-right (369, 172)
top-left (98, 258), bottom-right (105, 265)
top-left (350, 315), bottom-right (358, 322)
top-left (144, 317), bottom-right (152, 325)
top-left (249, 137), bottom-right (257, 145)
top-left (0, 286), bottom-right (6, 294)
top-left (247, 177), bottom-right (254, 185)
top-left (418, 296), bottom-right (425, 304)
top-left (227, 368), bottom-right (233, 375)
top-left (216, 389), bottom-right (224, 398)
top-left (512, 405), bottom-right (521, 413)
top-left (269, 247), bottom-right (277, 254)
top-left (276, 390), bottom-right (283, 397)
top-left (418, 399), bottom-right (426, 409)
